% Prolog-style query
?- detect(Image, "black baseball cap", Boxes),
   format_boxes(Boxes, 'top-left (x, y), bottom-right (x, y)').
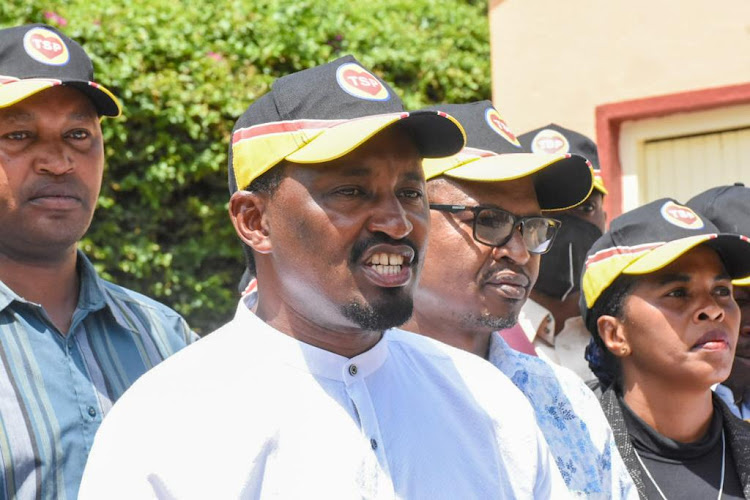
top-left (581, 198), bottom-right (750, 322)
top-left (228, 55), bottom-right (466, 192)
top-left (421, 101), bottom-right (593, 211)
top-left (0, 24), bottom-right (120, 117)
top-left (687, 183), bottom-right (750, 286)
top-left (519, 123), bottom-right (607, 195)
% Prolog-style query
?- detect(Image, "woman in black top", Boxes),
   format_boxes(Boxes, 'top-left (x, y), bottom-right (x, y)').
top-left (581, 199), bottom-right (750, 499)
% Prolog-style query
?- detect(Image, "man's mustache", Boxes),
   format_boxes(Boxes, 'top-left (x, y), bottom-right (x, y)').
top-left (350, 233), bottom-right (420, 266)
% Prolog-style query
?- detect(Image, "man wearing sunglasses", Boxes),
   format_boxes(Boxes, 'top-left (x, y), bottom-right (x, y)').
top-left (402, 101), bottom-right (637, 498)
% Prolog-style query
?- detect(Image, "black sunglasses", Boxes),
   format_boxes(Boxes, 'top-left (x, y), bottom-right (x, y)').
top-left (429, 204), bottom-right (561, 254)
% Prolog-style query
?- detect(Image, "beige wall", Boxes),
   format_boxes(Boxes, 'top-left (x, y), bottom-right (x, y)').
top-left (489, 0), bottom-right (750, 139)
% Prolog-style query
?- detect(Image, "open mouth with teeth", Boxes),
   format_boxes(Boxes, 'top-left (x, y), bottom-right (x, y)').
top-left (367, 252), bottom-right (405, 275)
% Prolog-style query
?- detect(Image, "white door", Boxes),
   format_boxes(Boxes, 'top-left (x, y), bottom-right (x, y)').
top-left (619, 104), bottom-right (750, 211)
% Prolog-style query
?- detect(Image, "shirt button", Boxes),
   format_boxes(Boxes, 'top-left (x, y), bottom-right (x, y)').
top-left (348, 364), bottom-right (358, 376)
top-left (370, 438), bottom-right (378, 450)
top-left (87, 406), bottom-right (97, 418)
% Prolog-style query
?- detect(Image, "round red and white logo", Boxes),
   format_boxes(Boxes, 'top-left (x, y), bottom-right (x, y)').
top-left (485, 107), bottom-right (520, 147)
top-left (23, 27), bottom-right (70, 66)
top-left (336, 63), bottom-right (390, 101)
top-left (660, 201), bottom-right (704, 230)
top-left (531, 129), bottom-right (569, 155)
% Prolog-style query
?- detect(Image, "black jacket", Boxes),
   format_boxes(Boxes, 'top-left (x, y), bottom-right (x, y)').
top-left (600, 386), bottom-right (750, 499)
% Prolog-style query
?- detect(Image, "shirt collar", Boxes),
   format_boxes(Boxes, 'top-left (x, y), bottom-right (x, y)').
top-left (0, 250), bottom-right (106, 310)
top-left (518, 298), bottom-right (556, 345)
top-left (75, 250), bottom-right (109, 312)
top-left (0, 251), bottom-right (129, 329)
top-left (233, 296), bottom-right (389, 381)
top-left (0, 280), bottom-right (16, 312)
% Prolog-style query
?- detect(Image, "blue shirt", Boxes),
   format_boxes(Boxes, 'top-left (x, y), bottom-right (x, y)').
top-left (714, 383), bottom-right (750, 420)
top-left (489, 332), bottom-right (637, 499)
top-left (0, 251), bottom-right (198, 500)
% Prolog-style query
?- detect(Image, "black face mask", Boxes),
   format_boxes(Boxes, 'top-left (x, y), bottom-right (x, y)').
top-left (534, 214), bottom-right (603, 301)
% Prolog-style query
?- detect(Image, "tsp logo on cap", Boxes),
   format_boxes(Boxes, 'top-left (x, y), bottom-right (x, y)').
top-left (23, 27), bottom-right (70, 66)
top-left (531, 129), bottom-right (570, 155)
top-left (485, 107), bottom-right (520, 147)
top-left (336, 63), bottom-right (390, 101)
top-left (660, 201), bottom-right (705, 230)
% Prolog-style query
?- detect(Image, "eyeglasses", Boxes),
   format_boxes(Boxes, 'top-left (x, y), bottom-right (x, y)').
top-left (429, 204), bottom-right (561, 254)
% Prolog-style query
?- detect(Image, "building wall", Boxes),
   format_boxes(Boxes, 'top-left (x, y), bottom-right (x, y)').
top-left (488, 0), bottom-right (750, 139)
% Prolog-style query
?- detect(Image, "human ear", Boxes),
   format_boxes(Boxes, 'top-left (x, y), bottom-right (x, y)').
top-left (229, 191), bottom-right (272, 255)
top-left (597, 315), bottom-right (631, 358)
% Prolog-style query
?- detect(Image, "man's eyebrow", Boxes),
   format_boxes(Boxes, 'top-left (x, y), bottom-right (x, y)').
top-left (402, 171), bottom-right (425, 183)
top-left (0, 110), bottom-right (35, 123)
top-left (336, 166), bottom-right (373, 177)
top-left (69, 107), bottom-right (98, 121)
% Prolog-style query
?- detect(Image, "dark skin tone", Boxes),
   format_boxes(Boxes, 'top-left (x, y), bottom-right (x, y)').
top-left (532, 190), bottom-right (606, 334)
top-left (404, 176), bottom-right (541, 358)
top-left (0, 87), bottom-right (103, 334)
top-left (725, 285), bottom-right (750, 402)
top-left (597, 246), bottom-right (739, 442)
top-left (229, 126), bottom-right (428, 358)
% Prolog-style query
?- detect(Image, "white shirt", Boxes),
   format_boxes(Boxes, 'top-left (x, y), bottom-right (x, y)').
top-left (79, 297), bottom-right (568, 499)
top-left (517, 299), bottom-right (596, 382)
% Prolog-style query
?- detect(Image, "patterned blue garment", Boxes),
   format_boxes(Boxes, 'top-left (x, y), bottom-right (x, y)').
top-left (0, 251), bottom-right (198, 500)
top-left (489, 332), bottom-right (637, 499)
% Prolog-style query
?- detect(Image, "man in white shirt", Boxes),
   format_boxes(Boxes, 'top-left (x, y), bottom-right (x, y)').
top-left (404, 102), bottom-right (637, 498)
top-left (512, 124), bottom-right (609, 381)
top-left (78, 56), bottom-right (568, 499)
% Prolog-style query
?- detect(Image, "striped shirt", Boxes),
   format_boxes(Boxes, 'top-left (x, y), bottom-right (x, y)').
top-left (0, 251), bottom-right (198, 500)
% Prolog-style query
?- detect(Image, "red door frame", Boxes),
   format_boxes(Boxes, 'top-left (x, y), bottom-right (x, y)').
top-left (595, 83), bottom-right (750, 218)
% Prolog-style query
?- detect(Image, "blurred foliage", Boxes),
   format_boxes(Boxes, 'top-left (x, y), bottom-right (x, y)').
top-left (2, 0), bottom-right (491, 334)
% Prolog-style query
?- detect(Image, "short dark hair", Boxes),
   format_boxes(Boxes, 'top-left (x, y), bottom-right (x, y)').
top-left (584, 274), bottom-right (637, 390)
top-left (238, 164), bottom-right (287, 278)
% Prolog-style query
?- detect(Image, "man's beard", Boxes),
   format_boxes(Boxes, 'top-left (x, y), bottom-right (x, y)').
top-left (466, 311), bottom-right (518, 332)
top-left (341, 288), bottom-right (414, 331)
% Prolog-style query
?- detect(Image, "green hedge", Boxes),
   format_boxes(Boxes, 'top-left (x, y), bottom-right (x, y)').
top-left (2, 0), bottom-right (491, 334)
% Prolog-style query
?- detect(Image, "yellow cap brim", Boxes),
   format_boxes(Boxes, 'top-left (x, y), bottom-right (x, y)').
top-left (733, 276), bottom-right (750, 286)
top-left (424, 152), bottom-right (593, 211)
top-left (0, 79), bottom-right (122, 117)
top-left (286, 113), bottom-right (408, 164)
top-left (424, 152), bottom-right (571, 182)
top-left (583, 233), bottom-right (750, 308)
top-left (232, 111), bottom-right (465, 191)
top-left (622, 234), bottom-right (714, 275)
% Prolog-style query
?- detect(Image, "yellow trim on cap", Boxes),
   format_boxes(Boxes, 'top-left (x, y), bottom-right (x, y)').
top-left (286, 113), bottom-right (405, 164)
top-left (733, 275), bottom-right (750, 287)
top-left (0, 79), bottom-right (56, 108)
top-left (233, 112), bottom-right (465, 190)
top-left (582, 234), bottom-right (714, 308)
top-left (0, 79), bottom-right (122, 117)
top-left (593, 175), bottom-right (609, 195)
top-left (232, 129), bottom-right (320, 191)
top-left (582, 245), bottom-right (657, 308)
top-left (621, 235), bottom-right (714, 275)
top-left (425, 152), bottom-right (571, 182)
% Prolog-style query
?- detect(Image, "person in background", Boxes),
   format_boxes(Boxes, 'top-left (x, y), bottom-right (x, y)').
top-left (583, 198), bottom-right (750, 499)
top-left (688, 183), bottom-right (750, 420)
top-left (510, 123), bottom-right (607, 381)
top-left (403, 101), bottom-right (637, 498)
top-left (78, 57), bottom-right (568, 499)
top-left (0, 24), bottom-right (196, 499)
